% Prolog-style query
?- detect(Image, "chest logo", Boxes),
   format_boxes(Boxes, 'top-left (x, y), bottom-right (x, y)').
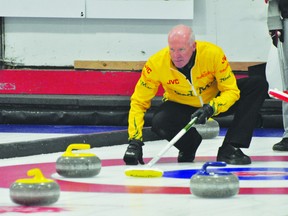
top-left (167, 79), bottom-right (179, 84)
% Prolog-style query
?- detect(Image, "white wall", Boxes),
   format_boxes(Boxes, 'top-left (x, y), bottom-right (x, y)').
top-left (3, 0), bottom-right (271, 67)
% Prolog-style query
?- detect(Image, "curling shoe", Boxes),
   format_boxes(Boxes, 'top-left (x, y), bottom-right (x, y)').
top-left (217, 144), bottom-right (251, 165)
top-left (273, 138), bottom-right (288, 151)
top-left (123, 143), bottom-right (144, 165)
top-left (177, 151), bottom-right (195, 163)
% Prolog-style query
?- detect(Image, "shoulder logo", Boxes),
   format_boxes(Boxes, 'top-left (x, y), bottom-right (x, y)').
top-left (144, 65), bottom-right (152, 74)
top-left (222, 55), bottom-right (227, 64)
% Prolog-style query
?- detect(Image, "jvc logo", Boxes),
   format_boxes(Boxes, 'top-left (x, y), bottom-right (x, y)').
top-left (167, 79), bottom-right (179, 84)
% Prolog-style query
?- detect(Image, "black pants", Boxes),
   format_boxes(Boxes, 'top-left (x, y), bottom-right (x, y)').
top-left (151, 76), bottom-right (268, 154)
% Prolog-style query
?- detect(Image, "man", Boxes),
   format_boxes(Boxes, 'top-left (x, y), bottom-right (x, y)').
top-left (266, 0), bottom-right (288, 151)
top-left (123, 24), bottom-right (268, 165)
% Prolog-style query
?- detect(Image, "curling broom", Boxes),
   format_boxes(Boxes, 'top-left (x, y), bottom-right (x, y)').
top-left (268, 36), bottom-right (288, 102)
top-left (268, 88), bottom-right (288, 102)
top-left (124, 117), bottom-right (198, 178)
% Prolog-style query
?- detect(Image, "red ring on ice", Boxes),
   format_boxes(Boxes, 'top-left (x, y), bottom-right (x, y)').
top-left (1, 156), bottom-right (288, 195)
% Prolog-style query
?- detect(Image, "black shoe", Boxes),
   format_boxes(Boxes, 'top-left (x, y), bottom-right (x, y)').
top-left (217, 145), bottom-right (251, 165)
top-left (123, 143), bottom-right (144, 165)
top-left (177, 151), bottom-right (195, 163)
top-left (273, 138), bottom-right (288, 151)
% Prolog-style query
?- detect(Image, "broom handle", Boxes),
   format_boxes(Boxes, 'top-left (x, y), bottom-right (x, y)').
top-left (147, 117), bottom-right (198, 167)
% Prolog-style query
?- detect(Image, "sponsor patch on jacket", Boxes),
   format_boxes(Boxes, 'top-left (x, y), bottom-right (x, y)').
top-left (167, 79), bottom-right (179, 84)
top-left (139, 79), bottom-right (153, 89)
top-left (174, 90), bottom-right (194, 96)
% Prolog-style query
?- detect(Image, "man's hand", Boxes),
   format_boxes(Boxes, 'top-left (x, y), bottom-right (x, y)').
top-left (269, 30), bottom-right (284, 47)
top-left (191, 104), bottom-right (214, 124)
top-left (123, 139), bottom-right (145, 165)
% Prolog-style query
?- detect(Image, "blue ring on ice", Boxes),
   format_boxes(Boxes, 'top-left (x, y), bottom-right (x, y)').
top-left (163, 167), bottom-right (288, 180)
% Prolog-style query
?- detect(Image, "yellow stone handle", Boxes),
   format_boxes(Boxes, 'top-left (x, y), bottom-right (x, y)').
top-left (15, 168), bottom-right (54, 183)
top-left (28, 168), bottom-right (46, 180)
top-left (62, 143), bottom-right (95, 157)
top-left (67, 144), bottom-right (90, 152)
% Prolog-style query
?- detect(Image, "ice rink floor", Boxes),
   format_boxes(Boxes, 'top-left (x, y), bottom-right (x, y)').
top-left (0, 126), bottom-right (287, 216)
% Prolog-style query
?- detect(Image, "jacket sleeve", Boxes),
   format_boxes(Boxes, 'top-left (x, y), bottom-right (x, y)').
top-left (128, 61), bottom-right (160, 141)
top-left (267, 0), bottom-right (282, 30)
top-left (208, 53), bottom-right (240, 115)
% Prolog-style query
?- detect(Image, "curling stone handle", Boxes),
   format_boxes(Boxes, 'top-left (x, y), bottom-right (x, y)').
top-left (66, 144), bottom-right (91, 154)
top-left (27, 168), bottom-right (46, 180)
top-left (202, 161), bottom-right (226, 172)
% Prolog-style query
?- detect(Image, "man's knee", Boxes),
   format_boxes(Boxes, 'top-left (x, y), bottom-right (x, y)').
top-left (248, 76), bottom-right (269, 92)
top-left (252, 76), bottom-right (268, 91)
top-left (238, 76), bottom-right (268, 95)
top-left (151, 113), bottom-right (174, 140)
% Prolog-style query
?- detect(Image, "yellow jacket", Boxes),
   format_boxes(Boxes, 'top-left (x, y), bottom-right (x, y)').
top-left (128, 41), bottom-right (240, 141)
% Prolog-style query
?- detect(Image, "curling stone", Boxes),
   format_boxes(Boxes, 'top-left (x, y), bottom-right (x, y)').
top-left (190, 161), bottom-right (239, 198)
top-left (194, 118), bottom-right (220, 139)
top-left (56, 143), bottom-right (101, 178)
top-left (10, 168), bottom-right (60, 206)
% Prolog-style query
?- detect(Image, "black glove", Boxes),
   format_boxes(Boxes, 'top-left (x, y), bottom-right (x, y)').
top-left (123, 139), bottom-right (145, 165)
top-left (269, 29), bottom-right (284, 47)
top-left (191, 104), bottom-right (214, 124)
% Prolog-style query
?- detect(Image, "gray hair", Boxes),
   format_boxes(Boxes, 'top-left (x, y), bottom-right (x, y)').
top-left (168, 24), bottom-right (195, 45)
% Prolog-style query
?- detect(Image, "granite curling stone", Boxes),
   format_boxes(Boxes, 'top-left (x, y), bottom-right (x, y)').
top-left (194, 118), bottom-right (220, 139)
top-left (56, 143), bottom-right (101, 178)
top-left (190, 161), bottom-right (239, 198)
top-left (10, 168), bottom-right (60, 206)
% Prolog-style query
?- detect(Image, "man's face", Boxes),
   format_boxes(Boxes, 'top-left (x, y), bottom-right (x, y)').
top-left (168, 36), bottom-right (195, 68)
